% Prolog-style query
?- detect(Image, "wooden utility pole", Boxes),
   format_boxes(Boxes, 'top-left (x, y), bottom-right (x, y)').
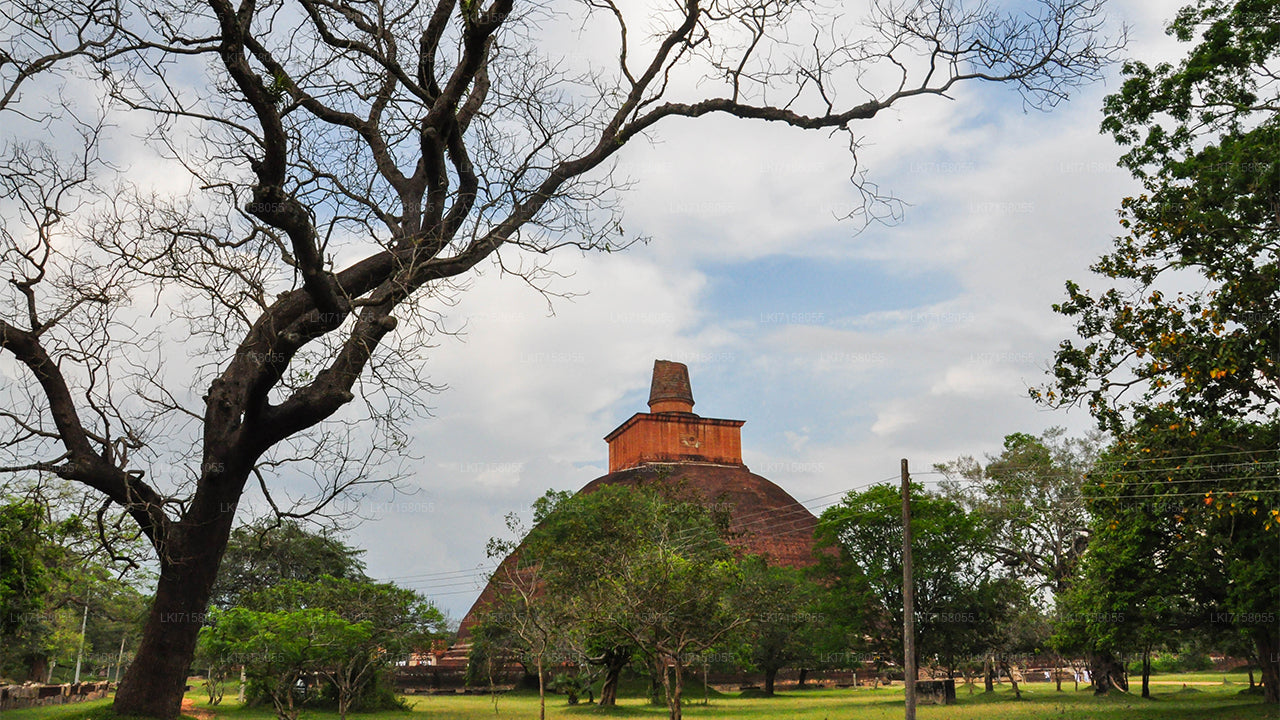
top-left (901, 458), bottom-right (916, 720)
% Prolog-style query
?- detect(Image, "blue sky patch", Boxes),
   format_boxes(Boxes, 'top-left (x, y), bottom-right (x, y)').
top-left (699, 254), bottom-right (961, 327)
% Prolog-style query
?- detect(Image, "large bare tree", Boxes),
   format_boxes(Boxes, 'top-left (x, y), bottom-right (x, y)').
top-left (2, 0), bottom-right (1120, 714)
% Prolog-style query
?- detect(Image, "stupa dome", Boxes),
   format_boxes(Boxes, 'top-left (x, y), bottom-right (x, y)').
top-left (452, 360), bottom-right (819, 643)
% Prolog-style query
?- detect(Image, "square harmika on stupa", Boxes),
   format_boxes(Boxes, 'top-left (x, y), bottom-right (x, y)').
top-left (451, 359), bottom-right (820, 647)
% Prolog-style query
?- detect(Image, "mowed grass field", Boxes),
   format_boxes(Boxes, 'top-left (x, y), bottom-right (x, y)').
top-left (6, 675), bottom-right (1278, 720)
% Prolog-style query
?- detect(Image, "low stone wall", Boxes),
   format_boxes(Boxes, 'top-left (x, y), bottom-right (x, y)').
top-left (0, 682), bottom-right (112, 710)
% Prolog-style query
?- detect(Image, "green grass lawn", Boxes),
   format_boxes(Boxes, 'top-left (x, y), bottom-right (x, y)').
top-left (5, 677), bottom-right (1277, 720)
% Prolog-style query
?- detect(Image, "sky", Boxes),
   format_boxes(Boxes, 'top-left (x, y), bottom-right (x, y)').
top-left (312, 1), bottom-right (1188, 622)
top-left (0, 0), bottom-right (1186, 623)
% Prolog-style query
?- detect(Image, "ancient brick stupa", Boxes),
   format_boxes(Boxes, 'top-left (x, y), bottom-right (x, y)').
top-left (449, 360), bottom-right (820, 649)
top-left (586, 359), bottom-right (819, 567)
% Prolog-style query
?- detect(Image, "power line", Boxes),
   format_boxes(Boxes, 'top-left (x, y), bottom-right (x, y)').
top-left (376, 464), bottom-right (1279, 600)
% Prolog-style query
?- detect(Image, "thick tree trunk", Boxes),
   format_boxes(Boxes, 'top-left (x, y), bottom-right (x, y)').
top-left (764, 667), bottom-right (777, 696)
top-left (984, 656), bottom-right (994, 693)
top-left (28, 655), bottom-right (47, 683)
top-left (113, 491), bottom-right (239, 718)
top-left (1140, 645), bottom-right (1151, 699)
top-left (113, 559), bottom-right (216, 716)
top-left (600, 668), bottom-right (620, 706)
top-left (598, 647), bottom-right (627, 707)
top-left (1254, 627), bottom-right (1280, 704)
top-left (797, 667), bottom-right (808, 688)
top-left (1089, 651), bottom-right (1129, 696)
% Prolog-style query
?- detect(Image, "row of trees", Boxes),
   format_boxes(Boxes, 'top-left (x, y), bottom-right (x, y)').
top-left (0, 479), bottom-right (149, 684)
top-left (471, 455), bottom-right (1055, 720)
top-left (0, 503), bottom-right (450, 720)
top-left (475, 421), bottom-right (1276, 719)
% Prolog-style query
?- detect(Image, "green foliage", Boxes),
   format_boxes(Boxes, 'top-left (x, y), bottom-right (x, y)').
top-left (200, 576), bottom-right (444, 719)
top-left (199, 605), bottom-right (358, 720)
top-left (0, 501), bottom-right (53, 639)
top-left (549, 670), bottom-right (592, 704)
top-left (481, 483), bottom-right (746, 719)
top-left (1057, 415), bottom-right (1279, 697)
top-left (0, 490), bottom-right (148, 683)
top-left (1040, 2), bottom-right (1280, 700)
top-left (1041, 0), bottom-right (1280, 430)
top-left (815, 482), bottom-right (1034, 673)
top-left (1127, 652), bottom-right (1214, 675)
top-left (729, 556), bottom-right (822, 694)
top-left (937, 428), bottom-right (1099, 597)
top-left (210, 519), bottom-right (368, 610)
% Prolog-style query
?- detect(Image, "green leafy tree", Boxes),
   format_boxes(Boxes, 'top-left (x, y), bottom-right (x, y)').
top-left (937, 429), bottom-right (1100, 690)
top-left (0, 501), bottom-right (54, 669)
top-left (731, 556), bottom-right (821, 696)
top-left (520, 489), bottom-right (635, 707)
top-left (505, 484), bottom-right (745, 720)
top-left (199, 606), bottom-right (354, 720)
top-left (936, 429), bottom-right (1099, 597)
top-left (815, 483), bottom-right (1033, 681)
top-left (201, 519), bottom-right (372, 706)
top-left (210, 519), bottom-right (369, 610)
top-left (1038, 0), bottom-right (1280, 703)
top-left (254, 576), bottom-right (444, 717)
top-left (477, 512), bottom-right (573, 720)
top-left (0, 492), bottom-right (148, 683)
top-left (1062, 416), bottom-right (1278, 701)
top-left (1040, 0), bottom-right (1279, 431)
top-left (202, 576), bottom-right (443, 719)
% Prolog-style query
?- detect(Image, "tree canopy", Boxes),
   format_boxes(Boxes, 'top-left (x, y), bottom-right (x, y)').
top-left (0, 486), bottom-right (148, 683)
top-left (1036, 0), bottom-right (1279, 703)
top-left (937, 428), bottom-right (1099, 598)
top-left (1039, 0), bottom-right (1279, 430)
top-left (1061, 416), bottom-right (1280, 701)
top-left (478, 483), bottom-right (745, 720)
top-left (200, 575), bottom-right (445, 719)
top-left (815, 482), bottom-right (1031, 679)
top-left (210, 519), bottom-right (368, 610)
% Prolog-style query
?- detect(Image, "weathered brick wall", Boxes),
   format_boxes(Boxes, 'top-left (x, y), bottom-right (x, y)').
top-left (606, 414), bottom-right (745, 472)
top-left (0, 682), bottom-right (111, 710)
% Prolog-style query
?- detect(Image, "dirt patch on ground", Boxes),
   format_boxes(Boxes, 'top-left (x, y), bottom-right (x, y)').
top-left (181, 697), bottom-right (217, 719)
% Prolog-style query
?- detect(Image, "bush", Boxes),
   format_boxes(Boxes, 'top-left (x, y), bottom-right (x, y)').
top-left (317, 670), bottom-right (409, 712)
top-left (1173, 653), bottom-right (1213, 672)
top-left (1126, 652), bottom-right (1214, 675)
top-left (550, 671), bottom-right (592, 704)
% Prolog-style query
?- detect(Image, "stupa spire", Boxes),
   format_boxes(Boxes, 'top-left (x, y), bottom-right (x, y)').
top-left (647, 359), bottom-right (695, 414)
